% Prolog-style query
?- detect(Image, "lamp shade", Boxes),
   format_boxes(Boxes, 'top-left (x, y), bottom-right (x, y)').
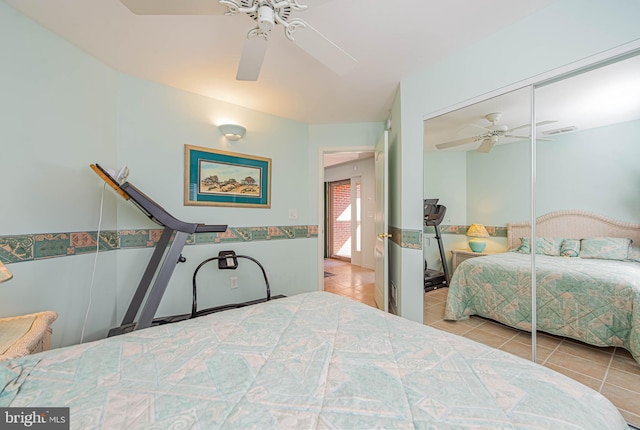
top-left (0, 261), bottom-right (13, 283)
top-left (466, 224), bottom-right (489, 238)
top-left (218, 124), bottom-right (246, 141)
top-left (466, 224), bottom-right (489, 253)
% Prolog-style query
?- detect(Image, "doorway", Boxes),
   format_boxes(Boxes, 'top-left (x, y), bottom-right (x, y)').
top-left (320, 149), bottom-right (376, 305)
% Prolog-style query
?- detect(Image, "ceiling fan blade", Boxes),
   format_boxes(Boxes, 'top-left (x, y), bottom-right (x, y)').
top-left (292, 22), bottom-right (357, 76)
top-left (469, 123), bottom-right (492, 132)
top-left (435, 136), bottom-right (478, 150)
top-left (508, 120), bottom-right (558, 132)
top-left (477, 138), bottom-right (495, 153)
top-left (505, 134), bottom-right (554, 141)
top-left (236, 36), bottom-right (269, 81)
top-left (536, 120), bottom-right (558, 127)
top-left (120, 0), bottom-right (227, 15)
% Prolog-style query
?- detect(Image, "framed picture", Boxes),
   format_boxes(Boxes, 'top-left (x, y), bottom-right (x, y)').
top-left (184, 145), bottom-right (271, 208)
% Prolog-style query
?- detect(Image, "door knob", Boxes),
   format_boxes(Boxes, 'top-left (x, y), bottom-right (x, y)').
top-left (378, 233), bottom-right (392, 239)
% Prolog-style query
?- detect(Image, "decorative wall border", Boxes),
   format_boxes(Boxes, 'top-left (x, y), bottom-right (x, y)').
top-left (0, 224), bottom-right (506, 261)
top-left (424, 225), bottom-right (507, 238)
top-left (0, 225), bottom-right (318, 264)
top-left (389, 225), bottom-right (508, 250)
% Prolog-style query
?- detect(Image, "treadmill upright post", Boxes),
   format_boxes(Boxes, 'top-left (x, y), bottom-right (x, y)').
top-left (135, 230), bottom-right (190, 331)
top-left (120, 228), bottom-right (174, 326)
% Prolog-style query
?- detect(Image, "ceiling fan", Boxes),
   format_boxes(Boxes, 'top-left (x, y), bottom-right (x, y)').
top-left (435, 112), bottom-right (556, 153)
top-left (119, 0), bottom-right (357, 81)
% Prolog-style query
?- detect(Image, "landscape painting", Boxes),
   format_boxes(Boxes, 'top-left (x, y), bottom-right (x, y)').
top-left (184, 145), bottom-right (271, 208)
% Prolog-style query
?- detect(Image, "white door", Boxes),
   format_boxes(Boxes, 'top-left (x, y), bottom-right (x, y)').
top-left (374, 130), bottom-right (389, 312)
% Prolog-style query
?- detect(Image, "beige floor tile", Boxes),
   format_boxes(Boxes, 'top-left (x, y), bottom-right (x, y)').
top-left (556, 340), bottom-right (614, 366)
top-left (601, 383), bottom-right (640, 417)
top-left (499, 340), bottom-right (553, 364)
top-left (543, 363), bottom-right (602, 391)
top-left (544, 350), bottom-right (609, 380)
top-left (604, 367), bottom-right (640, 394)
top-left (463, 328), bottom-right (512, 349)
top-left (618, 409), bottom-right (640, 428)
top-left (431, 320), bottom-right (475, 336)
top-left (610, 352), bottom-right (640, 374)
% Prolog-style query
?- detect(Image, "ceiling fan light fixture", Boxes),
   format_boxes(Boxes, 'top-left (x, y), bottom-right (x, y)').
top-left (257, 4), bottom-right (275, 32)
top-left (218, 124), bottom-right (246, 141)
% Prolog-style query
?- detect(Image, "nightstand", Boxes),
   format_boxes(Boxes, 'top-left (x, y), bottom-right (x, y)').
top-left (0, 311), bottom-right (58, 360)
top-left (451, 249), bottom-right (492, 273)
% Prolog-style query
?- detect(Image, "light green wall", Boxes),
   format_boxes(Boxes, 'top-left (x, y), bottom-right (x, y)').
top-left (114, 74), bottom-right (319, 322)
top-left (536, 120), bottom-right (640, 222)
top-left (0, 1), bottom-right (119, 345)
top-left (396, 0), bottom-right (640, 323)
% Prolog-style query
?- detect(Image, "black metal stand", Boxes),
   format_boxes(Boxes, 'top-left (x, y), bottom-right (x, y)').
top-left (190, 251), bottom-right (284, 319)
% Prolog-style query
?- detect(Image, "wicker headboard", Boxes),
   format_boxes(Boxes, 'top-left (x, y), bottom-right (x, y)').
top-left (507, 210), bottom-right (640, 250)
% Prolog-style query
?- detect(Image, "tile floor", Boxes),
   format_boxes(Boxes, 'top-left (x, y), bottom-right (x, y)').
top-left (323, 258), bottom-right (377, 308)
top-left (323, 259), bottom-right (640, 427)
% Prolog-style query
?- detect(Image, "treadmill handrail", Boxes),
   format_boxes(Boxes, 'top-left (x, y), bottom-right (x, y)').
top-left (91, 163), bottom-right (227, 234)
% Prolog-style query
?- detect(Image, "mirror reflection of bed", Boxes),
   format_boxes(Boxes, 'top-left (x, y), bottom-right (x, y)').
top-left (423, 51), bottom-right (640, 425)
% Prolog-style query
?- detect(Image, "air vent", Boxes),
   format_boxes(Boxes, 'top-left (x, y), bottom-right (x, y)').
top-left (542, 126), bottom-right (578, 136)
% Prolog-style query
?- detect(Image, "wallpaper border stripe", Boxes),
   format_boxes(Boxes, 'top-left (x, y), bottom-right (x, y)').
top-left (0, 225), bottom-right (318, 264)
top-left (391, 225), bottom-right (508, 249)
top-left (0, 224), bottom-right (506, 263)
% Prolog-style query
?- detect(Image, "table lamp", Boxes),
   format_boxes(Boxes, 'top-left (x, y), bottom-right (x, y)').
top-left (467, 224), bottom-right (489, 252)
top-left (0, 261), bottom-right (13, 283)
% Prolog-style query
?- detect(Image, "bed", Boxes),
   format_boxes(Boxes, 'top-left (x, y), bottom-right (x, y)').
top-left (445, 210), bottom-right (640, 364)
top-left (0, 291), bottom-right (628, 429)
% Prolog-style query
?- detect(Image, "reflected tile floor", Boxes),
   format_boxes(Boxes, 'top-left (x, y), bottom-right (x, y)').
top-left (425, 288), bottom-right (640, 427)
top-left (323, 259), bottom-right (377, 308)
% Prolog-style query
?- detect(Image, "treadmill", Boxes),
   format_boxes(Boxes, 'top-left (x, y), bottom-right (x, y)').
top-left (423, 199), bottom-right (450, 292)
top-left (90, 164), bottom-right (228, 336)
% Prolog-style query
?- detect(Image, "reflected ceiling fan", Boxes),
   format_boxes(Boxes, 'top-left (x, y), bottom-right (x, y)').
top-left (120, 0), bottom-right (357, 81)
top-left (435, 112), bottom-right (556, 153)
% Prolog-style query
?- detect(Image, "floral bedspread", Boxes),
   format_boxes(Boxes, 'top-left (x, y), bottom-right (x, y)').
top-left (1, 291), bottom-right (627, 429)
top-left (445, 252), bottom-right (640, 363)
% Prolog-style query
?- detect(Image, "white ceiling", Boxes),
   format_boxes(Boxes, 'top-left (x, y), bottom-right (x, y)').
top-left (423, 53), bottom-right (640, 152)
top-left (324, 151), bottom-right (373, 168)
top-left (3, 0), bottom-right (556, 124)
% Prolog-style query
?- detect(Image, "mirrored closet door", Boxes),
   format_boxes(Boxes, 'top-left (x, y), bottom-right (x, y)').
top-left (422, 87), bottom-right (539, 356)
top-left (532, 51), bottom-right (640, 419)
top-left (423, 47), bottom-right (640, 426)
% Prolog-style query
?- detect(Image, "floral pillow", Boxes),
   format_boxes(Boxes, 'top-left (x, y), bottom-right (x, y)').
top-left (627, 245), bottom-right (640, 263)
top-left (579, 237), bottom-right (631, 261)
top-left (513, 237), bottom-right (563, 256)
top-left (560, 239), bottom-right (581, 257)
top-left (512, 237), bottom-right (531, 254)
top-left (536, 237), bottom-right (563, 256)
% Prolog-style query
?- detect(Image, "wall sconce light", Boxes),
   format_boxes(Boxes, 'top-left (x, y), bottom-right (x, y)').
top-left (466, 223), bottom-right (489, 253)
top-left (218, 124), bottom-right (246, 141)
top-left (0, 261), bottom-right (13, 284)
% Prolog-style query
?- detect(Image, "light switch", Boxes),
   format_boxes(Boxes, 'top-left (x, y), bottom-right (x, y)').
top-left (288, 209), bottom-right (298, 220)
